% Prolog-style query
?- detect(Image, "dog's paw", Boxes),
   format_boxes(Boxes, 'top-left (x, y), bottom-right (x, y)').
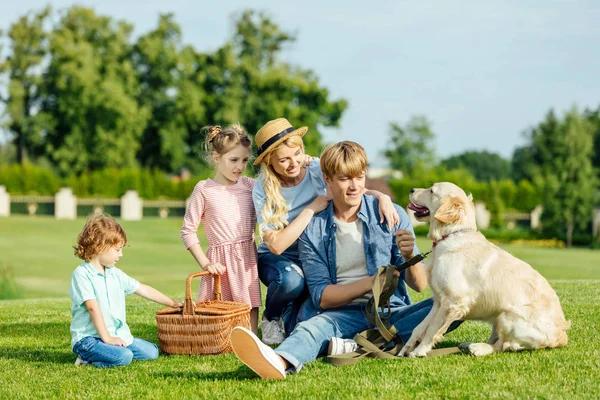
top-left (407, 349), bottom-right (428, 358)
top-left (399, 345), bottom-right (412, 357)
top-left (459, 342), bottom-right (494, 357)
top-left (409, 345), bottom-right (430, 358)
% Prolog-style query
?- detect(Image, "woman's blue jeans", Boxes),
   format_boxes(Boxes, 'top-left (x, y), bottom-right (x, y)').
top-left (73, 336), bottom-right (158, 368)
top-left (258, 251), bottom-right (307, 334)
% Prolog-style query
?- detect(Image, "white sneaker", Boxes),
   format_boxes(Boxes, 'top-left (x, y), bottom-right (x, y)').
top-left (327, 337), bottom-right (358, 356)
top-left (260, 316), bottom-right (285, 345)
top-left (230, 326), bottom-right (286, 380)
top-left (74, 356), bottom-right (88, 366)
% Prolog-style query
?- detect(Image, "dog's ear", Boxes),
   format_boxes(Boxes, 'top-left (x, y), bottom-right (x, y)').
top-left (434, 195), bottom-right (465, 224)
top-left (467, 193), bottom-right (473, 202)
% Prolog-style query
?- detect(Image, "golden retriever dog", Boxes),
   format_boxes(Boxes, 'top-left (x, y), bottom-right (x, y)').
top-left (400, 182), bottom-right (570, 357)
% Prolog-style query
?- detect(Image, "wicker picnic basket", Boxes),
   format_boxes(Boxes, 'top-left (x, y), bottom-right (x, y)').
top-left (155, 271), bottom-right (251, 355)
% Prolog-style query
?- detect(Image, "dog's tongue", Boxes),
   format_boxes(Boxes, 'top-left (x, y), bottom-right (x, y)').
top-left (408, 203), bottom-right (429, 213)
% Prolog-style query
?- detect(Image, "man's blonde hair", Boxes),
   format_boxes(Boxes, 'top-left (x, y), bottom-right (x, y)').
top-left (320, 141), bottom-right (367, 178)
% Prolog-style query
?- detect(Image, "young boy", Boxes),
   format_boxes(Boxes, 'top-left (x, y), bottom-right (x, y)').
top-left (70, 213), bottom-right (183, 368)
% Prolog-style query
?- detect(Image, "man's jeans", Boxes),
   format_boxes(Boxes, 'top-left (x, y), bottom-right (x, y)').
top-left (275, 297), bottom-right (461, 372)
top-left (258, 251), bottom-right (307, 335)
top-left (73, 336), bottom-right (158, 368)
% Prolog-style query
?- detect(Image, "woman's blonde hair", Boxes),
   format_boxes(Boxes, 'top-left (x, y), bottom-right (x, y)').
top-left (202, 124), bottom-right (252, 166)
top-left (257, 135), bottom-right (305, 236)
top-left (74, 213), bottom-right (127, 261)
top-left (320, 141), bottom-right (367, 178)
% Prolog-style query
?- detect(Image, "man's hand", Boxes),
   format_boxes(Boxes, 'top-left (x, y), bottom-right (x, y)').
top-left (394, 229), bottom-right (416, 260)
top-left (377, 269), bottom-right (400, 292)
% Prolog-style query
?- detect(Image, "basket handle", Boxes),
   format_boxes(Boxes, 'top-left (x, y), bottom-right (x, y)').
top-left (183, 271), bottom-right (222, 315)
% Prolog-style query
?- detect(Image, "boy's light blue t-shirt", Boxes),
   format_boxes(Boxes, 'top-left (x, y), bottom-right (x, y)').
top-left (69, 262), bottom-right (140, 349)
top-left (252, 158), bottom-right (327, 259)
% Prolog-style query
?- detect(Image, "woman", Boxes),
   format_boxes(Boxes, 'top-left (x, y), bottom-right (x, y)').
top-left (253, 118), bottom-right (398, 345)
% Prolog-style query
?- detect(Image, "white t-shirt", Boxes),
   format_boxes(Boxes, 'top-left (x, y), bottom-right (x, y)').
top-left (334, 216), bottom-right (371, 304)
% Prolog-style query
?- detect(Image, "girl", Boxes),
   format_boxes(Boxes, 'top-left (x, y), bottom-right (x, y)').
top-left (181, 125), bottom-right (261, 334)
top-left (252, 118), bottom-right (399, 344)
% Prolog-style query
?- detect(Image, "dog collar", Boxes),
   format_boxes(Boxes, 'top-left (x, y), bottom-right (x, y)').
top-left (432, 228), bottom-right (475, 247)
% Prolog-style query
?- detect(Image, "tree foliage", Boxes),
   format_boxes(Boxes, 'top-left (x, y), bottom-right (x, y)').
top-left (0, 7), bottom-right (50, 164)
top-left (384, 115), bottom-right (436, 176)
top-left (440, 150), bottom-right (511, 182)
top-left (0, 7), bottom-right (347, 175)
top-left (529, 108), bottom-right (596, 246)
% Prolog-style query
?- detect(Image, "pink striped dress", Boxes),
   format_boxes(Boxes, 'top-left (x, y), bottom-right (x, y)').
top-left (181, 176), bottom-right (261, 308)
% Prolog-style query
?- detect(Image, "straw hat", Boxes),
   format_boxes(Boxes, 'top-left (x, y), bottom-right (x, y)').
top-left (253, 118), bottom-right (308, 165)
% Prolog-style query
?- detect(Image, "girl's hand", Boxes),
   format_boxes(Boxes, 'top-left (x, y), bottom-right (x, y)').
top-left (204, 262), bottom-right (226, 275)
top-left (104, 336), bottom-right (127, 347)
top-left (378, 195), bottom-right (400, 230)
top-left (306, 195), bottom-right (329, 214)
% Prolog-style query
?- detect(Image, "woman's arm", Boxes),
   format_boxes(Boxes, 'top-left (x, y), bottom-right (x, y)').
top-left (365, 189), bottom-right (400, 229)
top-left (263, 195), bottom-right (329, 255)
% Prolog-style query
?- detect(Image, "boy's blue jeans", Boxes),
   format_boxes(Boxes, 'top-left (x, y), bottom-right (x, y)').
top-left (73, 336), bottom-right (158, 368)
top-left (258, 251), bottom-right (307, 335)
top-left (275, 297), bottom-right (462, 372)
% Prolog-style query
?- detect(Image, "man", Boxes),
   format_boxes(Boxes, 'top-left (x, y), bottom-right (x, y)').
top-left (230, 141), bottom-right (453, 379)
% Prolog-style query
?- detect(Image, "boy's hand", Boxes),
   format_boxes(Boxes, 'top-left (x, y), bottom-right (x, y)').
top-left (204, 262), bottom-right (226, 275)
top-left (172, 300), bottom-right (184, 308)
top-left (103, 336), bottom-right (127, 347)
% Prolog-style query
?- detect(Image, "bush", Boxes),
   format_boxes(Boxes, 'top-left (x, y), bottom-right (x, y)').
top-left (0, 266), bottom-right (22, 300)
top-left (0, 164), bottom-right (61, 195)
top-left (0, 164), bottom-right (215, 200)
top-left (389, 167), bottom-right (543, 212)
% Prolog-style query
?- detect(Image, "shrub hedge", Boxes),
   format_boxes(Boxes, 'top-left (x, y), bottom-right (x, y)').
top-left (0, 164), bottom-right (212, 199)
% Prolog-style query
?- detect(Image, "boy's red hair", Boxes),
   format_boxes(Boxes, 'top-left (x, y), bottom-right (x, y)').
top-left (74, 213), bottom-right (127, 261)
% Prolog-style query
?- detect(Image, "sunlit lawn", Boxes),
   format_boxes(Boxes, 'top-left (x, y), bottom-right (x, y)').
top-left (1, 216), bottom-right (599, 399)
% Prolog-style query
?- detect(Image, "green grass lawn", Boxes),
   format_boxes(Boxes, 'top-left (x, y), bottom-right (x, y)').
top-left (1, 216), bottom-right (599, 399)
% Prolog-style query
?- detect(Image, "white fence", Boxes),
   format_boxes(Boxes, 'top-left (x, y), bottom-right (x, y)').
top-left (2, 185), bottom-right (599, 237)
top-left (0, 185), bottom-right (186, 220)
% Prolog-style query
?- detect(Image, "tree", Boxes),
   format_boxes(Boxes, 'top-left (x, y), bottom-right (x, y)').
top-left (39, 7), bottom-right (149, 175)
top-left (583, 105), bottom-right (600, 171)
top-left (1, 7), bottom-right (347, 174)
top-left (0, 7), bottom-right (50, 164)
top-left (440, 150), bottom-right (511, 182)
top-left (132, 14), bottom-right (204, 173)
top-left (532, 107), bottom-right (596, 247)
top-left (384, 115), bottom-right (435, 176)
top-left (203, 11), bottom-right (347, 159)
top-left (511, 145), bottom-right (537, 182)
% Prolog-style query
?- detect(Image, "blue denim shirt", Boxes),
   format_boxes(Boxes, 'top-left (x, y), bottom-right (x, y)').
top-left (298, 194), bottom-right (420, 312)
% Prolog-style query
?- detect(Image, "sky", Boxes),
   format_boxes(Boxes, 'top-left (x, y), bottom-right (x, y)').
top-left (1, 0), bottom-right (600, 166)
